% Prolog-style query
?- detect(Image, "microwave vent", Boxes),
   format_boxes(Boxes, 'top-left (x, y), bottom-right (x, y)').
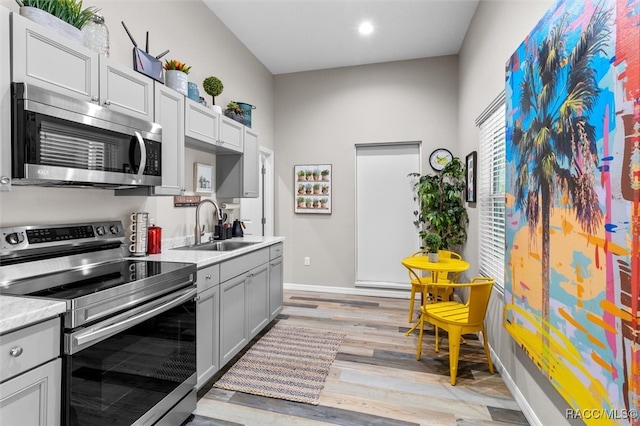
top-left (40, 121), bottom-right (119, 170)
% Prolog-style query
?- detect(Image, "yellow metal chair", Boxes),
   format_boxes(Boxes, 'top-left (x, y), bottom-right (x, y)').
top-left (406, 250), bottom-right (462, 322)
top-left (416, 276), bottom-right (495, 385)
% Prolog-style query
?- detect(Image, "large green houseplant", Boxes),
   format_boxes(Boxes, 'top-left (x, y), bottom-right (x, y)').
top-left (409, 157), bottom-right (469, 251)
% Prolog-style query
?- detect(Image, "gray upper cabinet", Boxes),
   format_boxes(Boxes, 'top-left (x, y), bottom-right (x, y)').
top-left (0, 6), bottom-right (11, 191)
top-left (11, 11), bottom-right (98, 102)
top-left (97, 57), bottom-right (154, 121)
top-left (12, 12), bottom-right (153, 122)
top-left (216, 128), bottom-right (259, 198)
top-left (185, 98), bottom-right (221, 149)
top-left (219, 115), bottom-right (244, 153)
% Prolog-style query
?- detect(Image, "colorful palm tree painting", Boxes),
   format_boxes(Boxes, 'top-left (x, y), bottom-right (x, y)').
top-left (505, 0), bottom-right (639, 423)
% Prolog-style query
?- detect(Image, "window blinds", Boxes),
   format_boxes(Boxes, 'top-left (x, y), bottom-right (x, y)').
top-left (477, 94), bottom-right (506, 288)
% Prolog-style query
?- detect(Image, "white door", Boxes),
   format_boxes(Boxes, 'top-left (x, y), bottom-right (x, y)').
top-left (355, 142), bottom-right (421, 288)
top-left (240, 147), bottom-right (274, 236)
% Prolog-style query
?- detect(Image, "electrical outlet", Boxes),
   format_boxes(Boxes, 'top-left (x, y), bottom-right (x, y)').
top-left (304, 256), bottom-right (311, 266)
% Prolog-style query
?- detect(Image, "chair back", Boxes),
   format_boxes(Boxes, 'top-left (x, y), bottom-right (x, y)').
top-left (438, 250), bottom-right (462, 260)
top-left (466, 277), bottom-right (495, 325)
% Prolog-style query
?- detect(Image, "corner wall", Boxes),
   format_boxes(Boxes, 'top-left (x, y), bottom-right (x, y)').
top-left (274, 57), bottom-right (459, 288)
top-left (458, 1), bottom-right (576, 425)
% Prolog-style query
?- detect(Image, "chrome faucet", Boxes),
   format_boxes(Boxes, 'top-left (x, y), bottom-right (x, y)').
top-left (195, 199), bottom-right (222, 245)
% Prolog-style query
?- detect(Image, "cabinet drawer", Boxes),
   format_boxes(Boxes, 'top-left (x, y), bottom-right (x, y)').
top-left (197, 264), bottom-right (220, 293)
top-left (0, 317), bottom-right (60, 382)
top-left (220, 248), bottom-right (269, 283)
top-left (269, 243), bottom-right (283, 260)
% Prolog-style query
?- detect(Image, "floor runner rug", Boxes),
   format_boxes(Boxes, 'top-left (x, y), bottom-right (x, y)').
top-left (214, 323), bottom-right (345, 405)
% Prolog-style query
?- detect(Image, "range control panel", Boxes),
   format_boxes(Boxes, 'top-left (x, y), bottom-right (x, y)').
top-left (0, 221), bottom-right (124, 252)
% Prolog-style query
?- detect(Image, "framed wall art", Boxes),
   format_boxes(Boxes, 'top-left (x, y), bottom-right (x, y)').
top-left (465, 151), bottom-right (477, 203)
top-left (294, 164), bottom-right (332, 214)
top-left (194, 162), bottom-right (213, 194)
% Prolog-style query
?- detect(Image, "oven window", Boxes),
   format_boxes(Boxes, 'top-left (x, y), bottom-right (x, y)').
top-left (64, 299), bottom-right (195, 425)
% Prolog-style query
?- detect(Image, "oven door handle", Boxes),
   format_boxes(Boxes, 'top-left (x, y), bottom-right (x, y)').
top-left (68, 286), bottom-right (196, 354)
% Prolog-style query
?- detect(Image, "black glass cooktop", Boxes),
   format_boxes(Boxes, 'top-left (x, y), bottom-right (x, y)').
top-left (7, 260), bottom-right (193, 300)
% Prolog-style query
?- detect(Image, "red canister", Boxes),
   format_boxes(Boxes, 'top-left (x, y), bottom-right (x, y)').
top-left (147, 219), bottom-right (162, 254)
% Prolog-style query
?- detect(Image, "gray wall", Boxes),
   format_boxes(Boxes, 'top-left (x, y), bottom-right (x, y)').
top-left (459, 1), bottom-right (577, 425)
top-left (274, 57), bottom-right (459, 288)
top-left (0, 0), bottom-right (274, 238)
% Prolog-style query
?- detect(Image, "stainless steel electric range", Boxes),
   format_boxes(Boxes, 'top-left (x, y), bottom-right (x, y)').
top-left (0, 221), bottom-right (198, 426)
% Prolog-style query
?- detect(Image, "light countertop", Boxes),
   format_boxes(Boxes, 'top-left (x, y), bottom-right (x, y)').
top-left (0, 236), bottom-right (284, 334)
top-left (0, 296), bottom-right (66, 335)
top-left (142, 236), bottom-right (285, 268)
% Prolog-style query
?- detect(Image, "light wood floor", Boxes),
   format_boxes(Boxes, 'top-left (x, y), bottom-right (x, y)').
top-left (189, 289), bottom-right (528, 426)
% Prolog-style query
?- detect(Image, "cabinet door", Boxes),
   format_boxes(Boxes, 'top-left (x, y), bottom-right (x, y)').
top-left (185, 99), bottom-right (220, 148)
top-left (242, 128), bottom-right (260, 197)
top-left (11, 12), bottom-right (99, 102)
top-left (0, 7), bottom-right (11, 191)
top-left (0, 358), bottom-right (61, 426)
top-left (269, 256), bottom-right (284, 320)
top-left (153, 83), bottom-right (185, 195)
top-left (247, 263), bottom-right (270, 339)
top-left (219, 115), bottom-right (243, 153)
top-left (196, 284), bottom-right (220, 389)
top-left (99, 57), bottom-right (154, 121)
top-left (219, 274), bottom-right (248, 366)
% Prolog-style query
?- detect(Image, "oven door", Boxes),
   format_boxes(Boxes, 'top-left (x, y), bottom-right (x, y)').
top-left (63, 286), bottom-right (196, 426)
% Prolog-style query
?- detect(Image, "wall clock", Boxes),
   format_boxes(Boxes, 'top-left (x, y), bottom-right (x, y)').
top-left (429, 148), bottom-right (453, 171)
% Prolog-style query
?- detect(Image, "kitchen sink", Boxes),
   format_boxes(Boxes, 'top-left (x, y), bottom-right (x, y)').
top-left (172, 240), bottom-right (260, 251)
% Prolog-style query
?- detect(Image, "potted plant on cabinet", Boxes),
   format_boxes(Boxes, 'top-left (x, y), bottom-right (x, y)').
top-left (164, 59), bottom-right (191, 96)
top-left (224, 101), bottom-right (245, 124)
top-left (16, 0), bottom-right (100, 43)
top-left (409, 157), bottom-right (468, 251)
top-left (424, 233), bottom-right (442, 263)
top-left (202, 76), bottom-right (223, 112)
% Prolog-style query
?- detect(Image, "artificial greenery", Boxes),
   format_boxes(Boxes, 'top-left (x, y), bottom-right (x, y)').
top-left (424, 233), bottom-right (442, 254)
top-left (409, 157), bottom-right (468, 250)
top-left (202, 76), bottom-right (223, 105)
top-left (16, 0), bottom-right (99, 29)
top-left (163, 59), bottom-right (191, 74)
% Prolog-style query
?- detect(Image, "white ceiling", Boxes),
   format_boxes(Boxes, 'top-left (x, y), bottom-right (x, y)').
top-left (203, 0), bottom-right (480, 75)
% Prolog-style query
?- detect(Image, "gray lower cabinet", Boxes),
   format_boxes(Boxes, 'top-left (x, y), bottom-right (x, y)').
top-left (247, 263), bottom-right (270, 339)
top-left (269, 254), bottom-right (284, 320)
top-left (196, 264), bottom-right (220, 389)
top-left (199, 243), bottom-right (284, 375)
top-left (0, 317), bottom-right (61, 425)
top-left (220, 273), bottom-right (248, 366)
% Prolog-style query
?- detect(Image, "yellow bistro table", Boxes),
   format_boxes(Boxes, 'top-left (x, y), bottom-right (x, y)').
top-left (401, 255), bottom-right (470, 335)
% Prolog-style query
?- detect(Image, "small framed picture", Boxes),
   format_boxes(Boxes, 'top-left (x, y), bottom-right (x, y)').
top-left (465, 151), bottom-right (477, 203)
top-left (194, 162), bottom-right (213, 194)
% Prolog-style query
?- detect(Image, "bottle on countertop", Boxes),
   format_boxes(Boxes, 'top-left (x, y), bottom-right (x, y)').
top-left (147, 219), bottom-right (162, 254)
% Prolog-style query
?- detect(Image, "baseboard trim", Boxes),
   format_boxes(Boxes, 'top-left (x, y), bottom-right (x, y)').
top-left (284, 282), bottom-right (410, 299)
top-left (489, 346), bottom-right (541, 426)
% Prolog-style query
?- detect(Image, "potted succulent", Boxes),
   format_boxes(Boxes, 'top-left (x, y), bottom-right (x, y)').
top-left (164, 60), bottom-right (191, 96)
top-left (312, 183), bottom-right (321, 194)
top-left (424, 233), bottom-right (442, 263)
top-left (297, 197), bottom-right (305, 208)
top-left (321, 169), bottom-right (330, 180)
top-left (322, 184), bottom-right (329, 194)
top-left (202, 76), bottom-right (223, 111)
top-left (297, 170), bottom-right (306, 181)
top-left (16, 0), bottom-right (100, 43)
top-left (297, 184), bottom-right (304, 195)
top-left (224, 101), bottom-right (245, 124)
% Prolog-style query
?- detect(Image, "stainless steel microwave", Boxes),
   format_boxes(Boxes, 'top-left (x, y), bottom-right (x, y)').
top-left (11, 83), bottom-right (162, 189)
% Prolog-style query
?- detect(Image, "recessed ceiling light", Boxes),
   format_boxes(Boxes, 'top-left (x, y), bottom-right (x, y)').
top-left (359, 21), bottom-right (374, 35)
